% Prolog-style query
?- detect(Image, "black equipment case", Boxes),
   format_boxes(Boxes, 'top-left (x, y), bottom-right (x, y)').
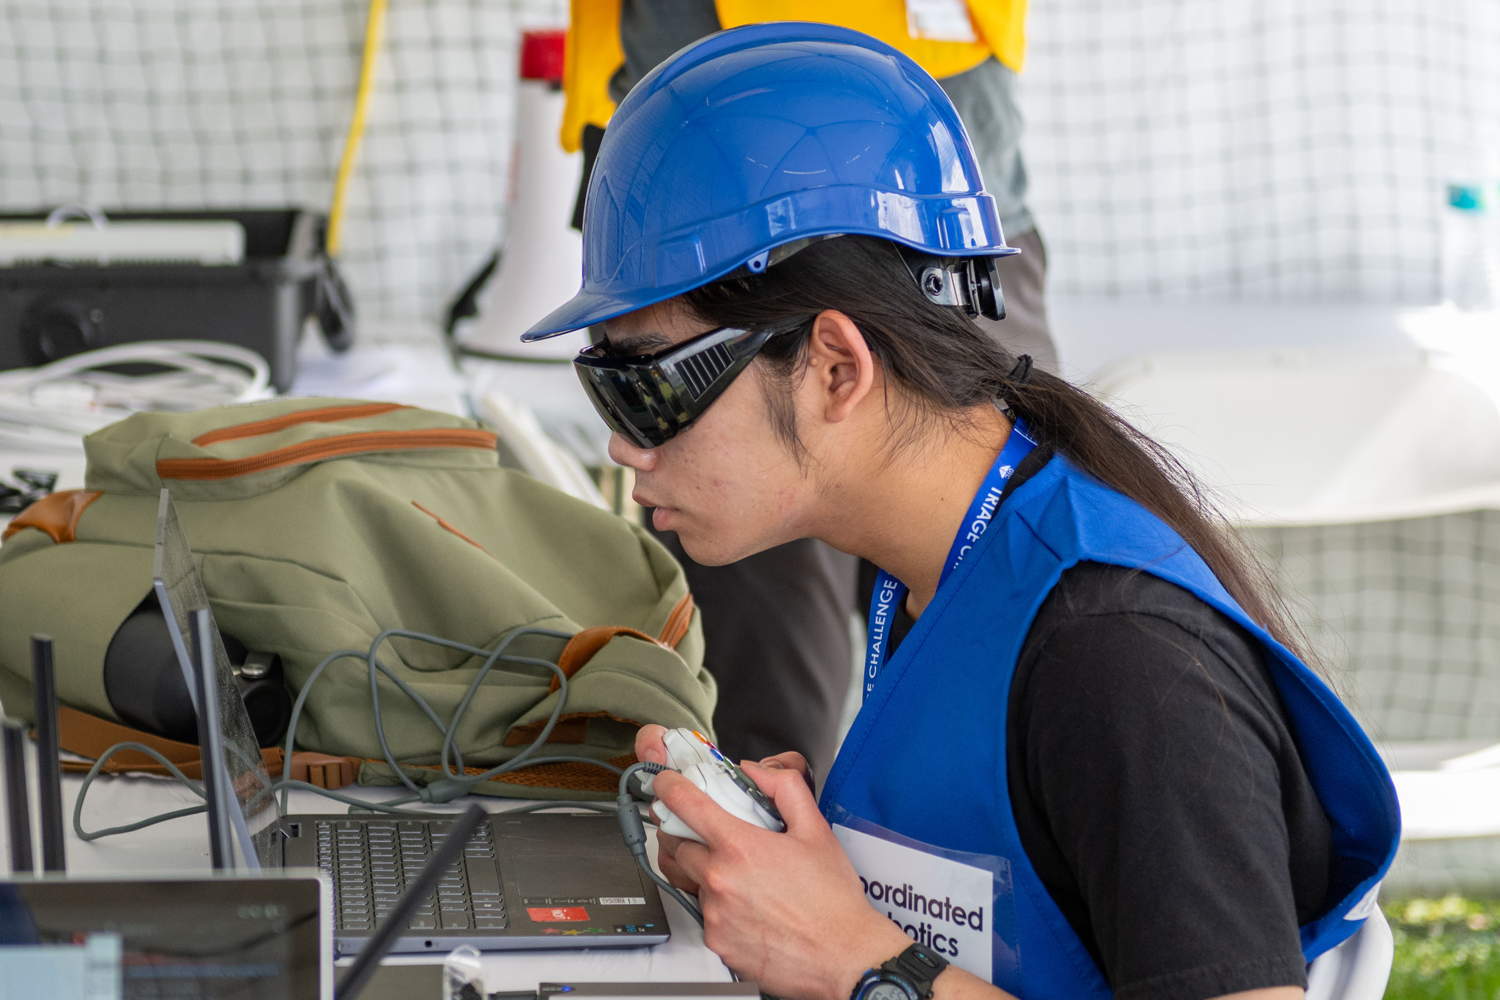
top-left (0, 208), bottom-right (354, 391)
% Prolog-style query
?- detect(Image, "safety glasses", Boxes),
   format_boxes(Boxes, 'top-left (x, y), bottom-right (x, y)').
top-left (574, 318), bottom-right (810, 449)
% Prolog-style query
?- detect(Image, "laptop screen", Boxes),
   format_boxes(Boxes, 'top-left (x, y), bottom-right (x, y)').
top-left (0, 875), bottom-right (328, 999)
top-left (152, 489), bottom-right (281, 870)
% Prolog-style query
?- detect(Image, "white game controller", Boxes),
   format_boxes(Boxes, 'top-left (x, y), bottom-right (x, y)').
top-left (648, 728), bottom-right (786, 844)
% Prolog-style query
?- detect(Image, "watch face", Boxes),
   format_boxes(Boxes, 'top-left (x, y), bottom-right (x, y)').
top-left (863, 981), bottom-right (916, 1000)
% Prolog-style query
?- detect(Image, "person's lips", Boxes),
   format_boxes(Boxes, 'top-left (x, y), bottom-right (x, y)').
top-left (650, 506), bottom-right (678, 531)
top-left (632, 489), bottom-right (678, 528)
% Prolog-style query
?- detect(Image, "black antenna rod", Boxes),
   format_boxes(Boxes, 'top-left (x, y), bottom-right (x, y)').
top-left (2, 721), bottom-right (35, 875)
top-left (191, 608), bottom-right (234, 872)
top-left (31, 635), bottom-right (66, 873)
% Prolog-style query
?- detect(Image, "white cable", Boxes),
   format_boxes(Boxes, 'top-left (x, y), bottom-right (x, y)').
top-left (0, 340), bottom-right (273, 450)
top-left (43, 203), bottom-right (106, 228)
top-left (0, 339), bottom-right (272, 403)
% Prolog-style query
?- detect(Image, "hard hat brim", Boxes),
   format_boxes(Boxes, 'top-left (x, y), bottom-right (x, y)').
top-left (521, 239), bottom-right (1022, 342)
top-left (520, 287), bottom-right (647, 342)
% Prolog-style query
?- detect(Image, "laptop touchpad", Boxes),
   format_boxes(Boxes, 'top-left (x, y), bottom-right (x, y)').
top-left (514, 854), bottom-right (643, 898)
top-left (495, 814), bottom-right (648, 898)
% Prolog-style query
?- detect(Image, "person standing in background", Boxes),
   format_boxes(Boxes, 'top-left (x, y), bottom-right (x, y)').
top-left (560, 1), bottom-right (1054, 777)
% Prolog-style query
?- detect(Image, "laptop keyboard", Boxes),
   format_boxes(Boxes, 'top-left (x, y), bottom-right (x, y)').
top-left (316, 819), bottom-right (509, 933)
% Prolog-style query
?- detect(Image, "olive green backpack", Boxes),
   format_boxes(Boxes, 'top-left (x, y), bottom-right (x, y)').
top-left (0, 397), bottom-right (714, 799)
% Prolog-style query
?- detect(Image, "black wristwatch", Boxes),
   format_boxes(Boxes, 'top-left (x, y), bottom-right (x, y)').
top-left (849, 943), bottom-right (950, 1000)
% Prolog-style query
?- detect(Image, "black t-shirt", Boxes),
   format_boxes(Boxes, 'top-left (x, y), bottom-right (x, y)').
top-left (885, 450), bottom-right (1333, 999)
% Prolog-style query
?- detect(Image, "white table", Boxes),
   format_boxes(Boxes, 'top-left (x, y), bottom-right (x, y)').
top-left (5, 748), bottom-right (730, 993)
top-left (1383, 741), bottom-right (1500, 842)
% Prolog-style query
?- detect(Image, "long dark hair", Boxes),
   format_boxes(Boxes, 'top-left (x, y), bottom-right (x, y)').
top-left (683, 235), bottom-right (1310, 661)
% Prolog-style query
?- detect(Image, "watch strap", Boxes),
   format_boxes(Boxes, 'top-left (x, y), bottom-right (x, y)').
top-left (880, 943), bottom-right (949, 999)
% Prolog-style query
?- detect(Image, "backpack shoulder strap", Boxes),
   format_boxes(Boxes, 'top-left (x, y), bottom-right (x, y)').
top-left (56, 704), bottom-right (360, 790)
top-left (2, 490), bottom-right (103, 543)
top-left (547, 592), bottom-right (697, 693)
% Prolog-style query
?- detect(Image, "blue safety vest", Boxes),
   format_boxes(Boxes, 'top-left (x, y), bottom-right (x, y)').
top-left (820, 453), bottom-right (1400, 997)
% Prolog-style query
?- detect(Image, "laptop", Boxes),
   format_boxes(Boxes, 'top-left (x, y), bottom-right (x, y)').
top-left (1, 675), bottom-right (334, 999)
top-left (150, 489), bottom-right (670, 957)
top-left (0, 872), bottom-right (332, 999)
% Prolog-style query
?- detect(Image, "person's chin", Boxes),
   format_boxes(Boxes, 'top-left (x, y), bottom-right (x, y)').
top-left (663, 519), bottom-right (743, 567)
top-left (682, 546), bottom-right (739, 567)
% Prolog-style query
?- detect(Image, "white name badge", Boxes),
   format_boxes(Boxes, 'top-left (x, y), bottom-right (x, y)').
top-left (833, 822), bottom-right (996, 980)
top-left (905, 0), bottom-right (979, 43)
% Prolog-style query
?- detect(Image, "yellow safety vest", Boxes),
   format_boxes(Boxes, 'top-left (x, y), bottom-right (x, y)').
top-left (560, 0), bottom-right (1027, 152)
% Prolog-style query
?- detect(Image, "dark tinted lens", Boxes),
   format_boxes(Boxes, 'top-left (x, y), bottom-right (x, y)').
top-left (573, 320), bottom-right (807, 448)
top-left (574, 364), bottom-right (675, 448)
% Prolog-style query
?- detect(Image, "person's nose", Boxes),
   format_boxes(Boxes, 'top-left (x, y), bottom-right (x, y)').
top-left (607, 432), bottom-right (658, 472)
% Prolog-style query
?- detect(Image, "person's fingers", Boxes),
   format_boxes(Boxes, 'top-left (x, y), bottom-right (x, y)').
top-left (653, 769), bottom-right (764, 848)
top-left (755, 750), bottom-right (809, 774)
top-left (749, 751), bottom-right (814, 793)
top-left (635, 724), bottom-right (669, 765)
top-left (666, 836), bottom-right (713, 891)
top-left (654, 836), bottom-right (701, 894)
top-left (657, 851), bottom-right (702, 893)
top-left (740, 761), bottom-right (823, 834)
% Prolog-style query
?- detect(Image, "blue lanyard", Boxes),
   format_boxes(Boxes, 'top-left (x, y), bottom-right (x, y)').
top-left (862, 418), bottom-right (1037, 699)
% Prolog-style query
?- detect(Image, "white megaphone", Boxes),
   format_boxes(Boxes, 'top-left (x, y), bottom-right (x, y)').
top-left (460, 29), bottom-right (589, 361)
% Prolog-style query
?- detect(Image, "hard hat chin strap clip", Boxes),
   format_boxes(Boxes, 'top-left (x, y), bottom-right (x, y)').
top-left (906, 252), bottom-right (1007, 322)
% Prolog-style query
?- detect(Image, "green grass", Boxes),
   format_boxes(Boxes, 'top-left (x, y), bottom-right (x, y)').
top-left (1384, 896), bottom-right (1500, 999)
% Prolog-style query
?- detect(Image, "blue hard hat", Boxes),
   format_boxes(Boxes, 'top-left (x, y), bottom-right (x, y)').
top-left (522, 20), bottom-right (1017, 341)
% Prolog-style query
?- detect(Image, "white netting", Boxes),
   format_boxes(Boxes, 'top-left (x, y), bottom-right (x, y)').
top-left (7, 1), bottom-right (1498, 322)
top-left (1024, 0), bottom-right (1500, 303)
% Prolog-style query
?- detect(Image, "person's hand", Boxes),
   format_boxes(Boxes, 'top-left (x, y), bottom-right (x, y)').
top-left (653, 760), bottom-right (911, 1000)
top-left (634, 728), bottom-right (816, 894)
top-left (653, 751), bottom-right (811, 893)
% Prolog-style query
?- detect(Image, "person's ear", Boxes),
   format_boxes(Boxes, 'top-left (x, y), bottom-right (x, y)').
top-left (804, 310), bottom-right (875, 423)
